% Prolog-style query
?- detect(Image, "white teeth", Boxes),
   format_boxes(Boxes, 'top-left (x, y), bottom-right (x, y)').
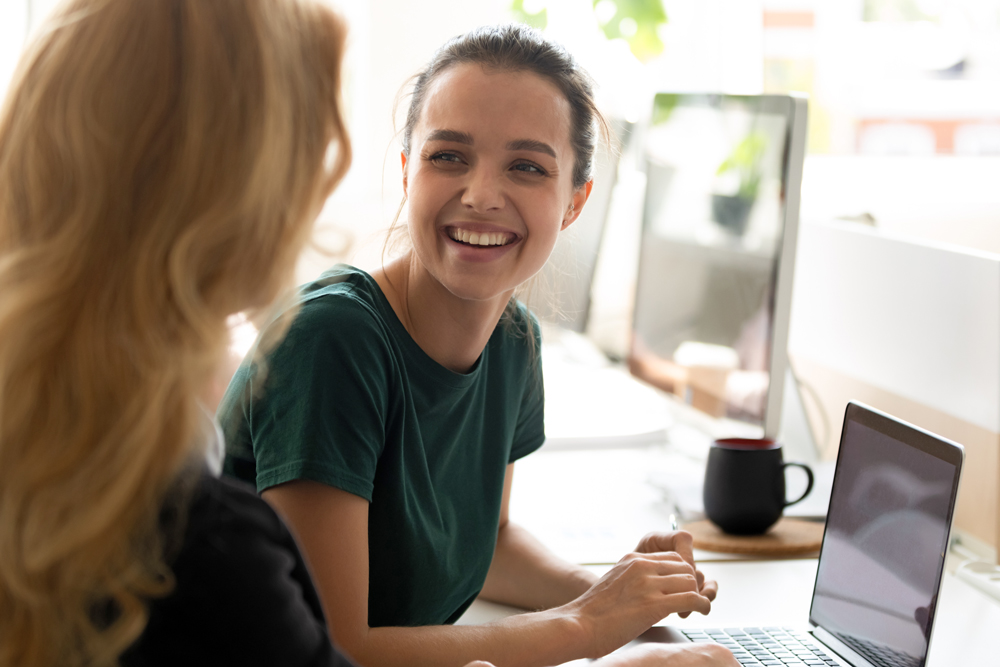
top-left (449, 228), bottom-right (513, 247)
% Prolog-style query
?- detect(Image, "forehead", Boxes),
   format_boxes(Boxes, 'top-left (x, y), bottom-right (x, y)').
top-left (414, 63), bottom-right (573, 150)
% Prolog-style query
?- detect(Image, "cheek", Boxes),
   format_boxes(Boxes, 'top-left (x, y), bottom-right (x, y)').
top-left (528, 197), bottom-right (569, 241)
top-left (406, 177), bottom-right (443, 232)
top-left (523, 211), bottom-right (565, 268)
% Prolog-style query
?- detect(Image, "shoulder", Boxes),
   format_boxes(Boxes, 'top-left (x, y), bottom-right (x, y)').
top-left (260, 265), bottom-right (396, 372)
top-left (289, 265), bottom-right (390, 339)
top-left (188, 473), bottom-right (283, 536)
top-left (126, 472), bottom-right (354, 666)
top-left (491, 300), bottom-right (541, 356)
top-left (175, 473), bottom-right (302, 587)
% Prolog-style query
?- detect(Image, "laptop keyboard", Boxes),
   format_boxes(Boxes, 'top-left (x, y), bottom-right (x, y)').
top-left (681, 627), bottom-right (841, 666)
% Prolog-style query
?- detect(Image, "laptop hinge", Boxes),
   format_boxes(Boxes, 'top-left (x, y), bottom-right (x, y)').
top-left (811, 626), bottom-right (878, 667)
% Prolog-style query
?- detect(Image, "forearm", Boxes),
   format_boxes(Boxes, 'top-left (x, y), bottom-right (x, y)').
top-left (348, 608), bottom-right (586, 667)
top-left (479, 520), bottom-right (597, 611)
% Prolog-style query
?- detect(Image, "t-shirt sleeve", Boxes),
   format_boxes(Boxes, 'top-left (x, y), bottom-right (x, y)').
top-left (509, 311), bottom-right (546, 463)
top-left (248, 295), bottom-right (392, 500)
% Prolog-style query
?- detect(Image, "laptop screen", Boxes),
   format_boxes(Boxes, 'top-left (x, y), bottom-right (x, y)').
top-left (809, 407), bottom-right (961, 665)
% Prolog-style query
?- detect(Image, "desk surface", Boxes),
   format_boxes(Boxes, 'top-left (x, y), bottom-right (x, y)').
top-left (458, 558), bottom-right (1000, 666)
top-left (508, 446), bottom-right (823, 564)
top-left (505, 339), bottom-right (1000, 664)
top-left (497, 443), bottom-right (1000, 665)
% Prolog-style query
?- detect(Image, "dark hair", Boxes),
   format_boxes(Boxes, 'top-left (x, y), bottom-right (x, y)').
top-left (402, 23), bottom-right (607, 189)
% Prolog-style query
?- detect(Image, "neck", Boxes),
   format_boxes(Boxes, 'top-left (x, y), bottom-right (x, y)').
top-left (373, 254), bottom-right (511, 374)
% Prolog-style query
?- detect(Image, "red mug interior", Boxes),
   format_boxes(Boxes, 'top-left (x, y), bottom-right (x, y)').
top-left (713, 437), bottom-right (780, 451)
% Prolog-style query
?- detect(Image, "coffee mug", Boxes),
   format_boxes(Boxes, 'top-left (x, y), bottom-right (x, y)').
top-left (703, 437), bottom-right (814, 535)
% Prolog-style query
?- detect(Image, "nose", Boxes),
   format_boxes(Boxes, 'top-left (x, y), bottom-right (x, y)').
top-left (460, 165), bottom-right (505, 213)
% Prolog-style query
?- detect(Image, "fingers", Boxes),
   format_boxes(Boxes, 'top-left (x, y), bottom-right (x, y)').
top-left (700, 577), bottom-right (719, 602)
top-left (659, 587), bottom-right (713, 617)
top-left (648, 573), bottom-right (712, 616)
top-left (618, 550), bottom-right (696, 577)
top-left (635, 530), bottom-right (696, 569)
top-left (614, 553), bottom-right (711, 604)
top-left (602, 555), bottom-right (712, 614)
top-left (462, 662), bottom-right (496, 667)
top-left (679, 574), bottom-right (718, 617)
top-left (670, 530), bottom-right (695, 567)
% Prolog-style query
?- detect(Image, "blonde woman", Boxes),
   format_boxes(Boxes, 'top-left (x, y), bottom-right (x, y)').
top-left (0, 0), bottom-right (355, 665)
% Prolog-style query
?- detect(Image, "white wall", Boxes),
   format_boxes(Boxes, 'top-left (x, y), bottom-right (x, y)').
top-left (801, 155), bottom-right (1000, 255)
top-left (0, 2), bottom-right (28, 98)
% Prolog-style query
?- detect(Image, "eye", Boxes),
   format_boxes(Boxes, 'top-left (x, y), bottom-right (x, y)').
top-left (511, 161), bottom-right (546, 176)
top-left (428, 151), bottom-right (464, 165)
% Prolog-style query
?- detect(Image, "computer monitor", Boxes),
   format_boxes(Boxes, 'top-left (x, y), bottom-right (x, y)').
top-left (629, 93), bottom-right (808, 438)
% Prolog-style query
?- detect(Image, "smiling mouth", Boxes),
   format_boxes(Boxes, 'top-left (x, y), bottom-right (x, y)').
top-left (447, 227), bottom-right (517, 247)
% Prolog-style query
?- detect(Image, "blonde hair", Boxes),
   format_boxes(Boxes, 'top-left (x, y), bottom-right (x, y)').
top-left (0, 0), bottom-right (351, 665)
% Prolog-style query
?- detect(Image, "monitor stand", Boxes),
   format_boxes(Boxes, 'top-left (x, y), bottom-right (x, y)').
top-left (779, 365), bottom-right (820, 464)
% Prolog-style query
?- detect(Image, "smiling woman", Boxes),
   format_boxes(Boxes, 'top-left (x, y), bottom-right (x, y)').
top-left (396, 63), bottom-right (586, 339)
top-left (218, 23), bottom-right (733, 667)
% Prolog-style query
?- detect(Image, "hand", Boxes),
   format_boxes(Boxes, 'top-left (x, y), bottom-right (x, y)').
top-left (634, 531), bottom-right (718, 617)
top-left (562, 551), bottom-right (712, 658)
top-left (462, 662), bottom-right (496, 667)
top-left (593, 643), bottom-right (740, 667)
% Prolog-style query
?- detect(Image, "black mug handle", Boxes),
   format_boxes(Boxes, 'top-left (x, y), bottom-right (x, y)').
top-left (783, 462), bottom-right (814, 507)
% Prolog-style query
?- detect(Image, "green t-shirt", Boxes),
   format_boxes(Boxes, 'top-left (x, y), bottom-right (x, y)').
top-left (218, 265), bottom-right (546, 627)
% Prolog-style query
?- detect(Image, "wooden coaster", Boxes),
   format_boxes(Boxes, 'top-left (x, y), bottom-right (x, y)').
top-left (684, 518), bottom-right (825, 556)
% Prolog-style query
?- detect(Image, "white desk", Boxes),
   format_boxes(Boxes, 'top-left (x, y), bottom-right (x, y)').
top-left (474, 443), bottom-right (1000, 665)
top-left (507, 336), bottom-right (1000, 664)
top-left (458, 557), bottom-right (1000, 666)
top-left (507, 446), bottom-right (824, 565)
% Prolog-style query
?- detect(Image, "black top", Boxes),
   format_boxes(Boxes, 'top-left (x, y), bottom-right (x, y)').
top-left (121, 471), bottom-right (356, 667)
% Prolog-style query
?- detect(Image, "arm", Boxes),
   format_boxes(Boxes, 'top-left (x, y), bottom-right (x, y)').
top-left (592, 644), bottom-right (739, 667)
top-left (479, 464), bottom-right (718, 621)
top-left (265, 480), bottom-right (712, 667)
top-left (478, 464), bottom-right (598, 610)
top-left (463, 643), bottom-right (740, 667)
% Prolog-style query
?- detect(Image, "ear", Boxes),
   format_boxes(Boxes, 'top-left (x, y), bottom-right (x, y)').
top-left (561, 180), bottom-right (593, 231)
top-left (401, 151), bottom-right (409, 197)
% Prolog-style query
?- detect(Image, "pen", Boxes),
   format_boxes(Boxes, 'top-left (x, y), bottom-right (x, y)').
top-left (669, 513), bottom-right (679, 532)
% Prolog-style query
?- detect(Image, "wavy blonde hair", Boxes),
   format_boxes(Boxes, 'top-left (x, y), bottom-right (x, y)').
top-left (0, 0), bottom-right (351, 665)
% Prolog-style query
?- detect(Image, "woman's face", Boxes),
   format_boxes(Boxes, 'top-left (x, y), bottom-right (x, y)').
top-left (402, 63), bottom-right (590, 306)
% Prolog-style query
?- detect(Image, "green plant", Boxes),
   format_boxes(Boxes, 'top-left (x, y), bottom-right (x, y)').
top-left (511, 0), bottom-right (547, 29)
top-left (651, 93), bottom-right (680, 125)
top-left (508, 0), bottom-right (668, 63)
top-left (716, 131), bottom-right (768, 200)
top-left (593, 0), bottom-right (667, 63)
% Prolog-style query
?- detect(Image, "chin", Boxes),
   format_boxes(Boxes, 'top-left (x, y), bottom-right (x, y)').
top-left (445, 284), bottom-right (514, 305)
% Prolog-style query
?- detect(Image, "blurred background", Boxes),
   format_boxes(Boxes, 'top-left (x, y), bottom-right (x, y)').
top-left (4, 0), bottom-right (1000, 273)
top-left (5, 0), bottom-right (1000, 570)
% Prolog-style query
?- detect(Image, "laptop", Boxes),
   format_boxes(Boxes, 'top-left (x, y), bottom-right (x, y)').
top-left (652, 401), bottom-right (965, 667)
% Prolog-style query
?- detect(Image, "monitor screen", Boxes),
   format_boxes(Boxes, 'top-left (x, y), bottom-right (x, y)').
top-left (630, 94), bottom-right (803, 431)
top-left (810, 416), bottom-right (959, 665)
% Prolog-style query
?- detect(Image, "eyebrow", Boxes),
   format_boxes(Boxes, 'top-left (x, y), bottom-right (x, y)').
top-left (506, 139), bottom-right (557, 158)
top-left (424, 130), bottom-right (557, 159)
top-left (425, 129), bottom-right (473, 144)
